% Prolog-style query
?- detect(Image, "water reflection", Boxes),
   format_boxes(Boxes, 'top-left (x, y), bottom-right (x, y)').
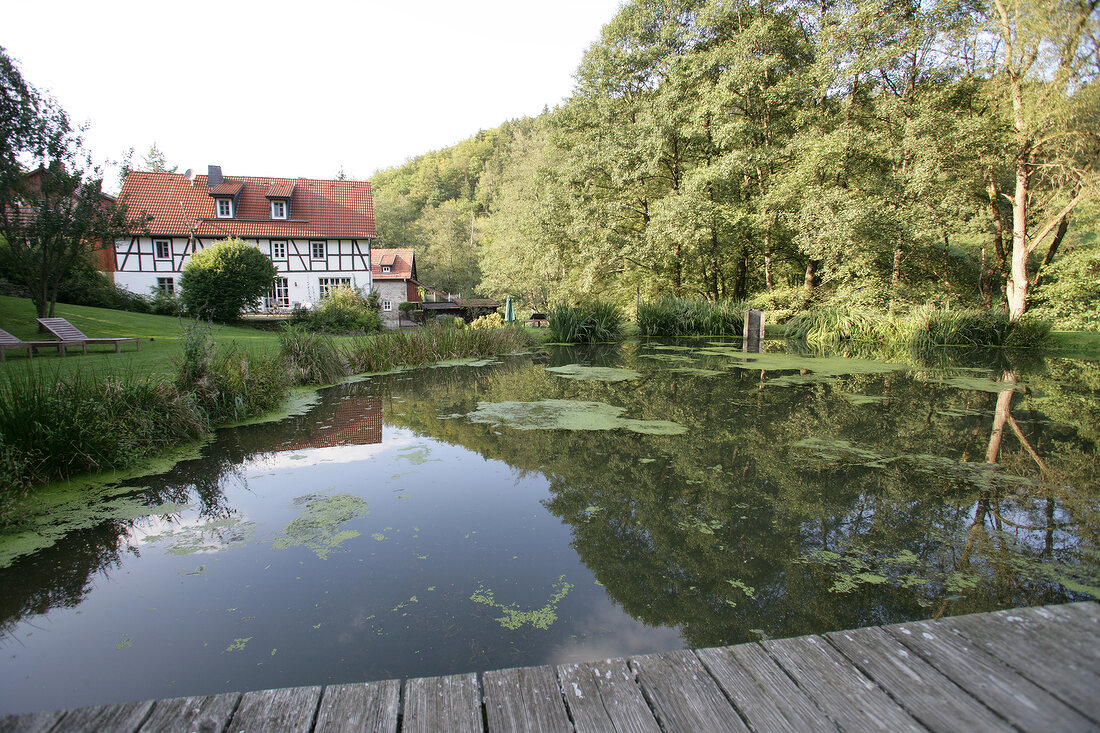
top-left (0, 341), bottom-right (1096, 714)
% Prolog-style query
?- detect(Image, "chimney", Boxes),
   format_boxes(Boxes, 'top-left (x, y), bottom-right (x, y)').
top-left (207, 165), bottom-right (223, 187)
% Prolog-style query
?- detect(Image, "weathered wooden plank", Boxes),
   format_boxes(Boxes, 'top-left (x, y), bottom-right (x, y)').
top-left (1017, 603), bottom-right (1100, 654)
top-left (557, 658), bottom-right (660, 733)
top-left (939, 611), bottom-right (1100, 721)
top-left (0, 710), bottom-right (67, 733)
top-left (138, 693), bottom-right (240, 733)
top-left (696, 644), bottom-right (838, 732)
top-left (225, 685), bottom-right (321, 733)
top-left (314, 681), bottom-right (399, 733)
top-left (886, 620), bottom-right (1093, 732)
top-left (483, 665), bottom-right (571, 733)
top-left (40, 700), bottom-right (152, 732)
top-left (826, 626), bottom-right (1013, 732)
top-left (762, 635), bottom-right (923, 732)
top-left (402, 674), bottom-right (481, 733)
top-left (630, 650), bottom-right (748, 733)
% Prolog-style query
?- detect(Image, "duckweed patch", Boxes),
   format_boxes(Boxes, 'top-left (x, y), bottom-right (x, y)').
top-left (545, 365), bottom-right (641, 382)
top-left (467, 400), bottom-right (686, 435)
top-left (470, 575), bottom-right (574, 630)
top-left (226, 637), bottom-right (252, 652)
top-left (271, 493), bottom-right (369, 559)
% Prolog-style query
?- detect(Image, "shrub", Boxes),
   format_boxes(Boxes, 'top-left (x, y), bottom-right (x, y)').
top-left (148, 288), bottom-right (185, 317)
top-left (287, 286), bottom-right (382, 333)
top-left (436, 315), bottom-right (465, 329)
top-left (469, 312), bottom-right (505, 330)
top-left (55, 257), bottom-right (152, 313)
top-left (638, 298), bottom-right (746, 337)
top-left (179, 237), bottom-right (278, 321)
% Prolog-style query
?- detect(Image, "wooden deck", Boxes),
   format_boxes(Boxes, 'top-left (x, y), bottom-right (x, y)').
top-left (2, 601), bottom-right (1097, 732)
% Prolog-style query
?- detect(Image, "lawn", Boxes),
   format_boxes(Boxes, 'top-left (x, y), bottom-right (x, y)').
top-left (0, 296), bottom-right (282, 381)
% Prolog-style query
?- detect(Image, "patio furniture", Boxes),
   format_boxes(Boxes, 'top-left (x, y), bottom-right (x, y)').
top-left (36, 317), bottom-right (141, 354)
top-left (0, 328), bottom-right (68, 361)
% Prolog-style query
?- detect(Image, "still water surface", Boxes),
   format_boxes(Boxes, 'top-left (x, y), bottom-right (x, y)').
top-left (1, 340), bottom-right (1097, 715)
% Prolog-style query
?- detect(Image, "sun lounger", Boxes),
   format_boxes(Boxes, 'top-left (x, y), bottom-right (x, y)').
top-left (36, 317), bottom-right (141, 354)
top-left (0, 327), bottom-right (68, 360)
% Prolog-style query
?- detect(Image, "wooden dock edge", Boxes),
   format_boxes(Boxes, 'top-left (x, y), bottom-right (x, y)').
top-left (2, 601), bottom-right (1097, 732)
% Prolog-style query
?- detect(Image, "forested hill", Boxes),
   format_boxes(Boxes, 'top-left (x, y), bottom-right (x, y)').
top-left (370, 0), bottom-right (1099, 328)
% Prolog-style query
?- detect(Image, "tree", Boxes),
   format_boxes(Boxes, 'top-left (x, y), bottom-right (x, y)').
top-left (972, 0), bottom-right (1100, 318)
top-left (179, 238), bottom-right (278, 321)
top-left (140, 143), bottom-right (176, 174)
top-left (0, 47), bottom-right (146, 319)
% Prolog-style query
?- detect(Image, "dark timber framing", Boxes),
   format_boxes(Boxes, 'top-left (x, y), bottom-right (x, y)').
top-left (112, 237), bottom-right (371, 274)
top-left (2, 601), bottom-right (1096, 732)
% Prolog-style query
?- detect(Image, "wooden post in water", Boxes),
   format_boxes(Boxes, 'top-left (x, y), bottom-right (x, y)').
top-left (743, 309), bottom-right (765, 352)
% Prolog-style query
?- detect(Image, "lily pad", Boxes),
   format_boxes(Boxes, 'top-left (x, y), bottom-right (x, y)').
top-left (545, 364), bottom-right (641, 382)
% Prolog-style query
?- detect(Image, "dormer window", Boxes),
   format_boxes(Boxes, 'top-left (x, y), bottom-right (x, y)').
top-left (216, 198), bottom-right (233, 218)
top-left (271, 200), bottom-right (287, 219)
top-left (381, 265), bottom-right (392, 274)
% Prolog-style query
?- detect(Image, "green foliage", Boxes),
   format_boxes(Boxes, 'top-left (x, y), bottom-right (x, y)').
top-left (468, 312), bottom-right (505, 330)
top-left (176, 320), bottom-right (288, 423)
top-left (0, 369), bottom-right (207, 504)
top-left (279, 326), bottom-right (349, 386)
top-left (638, 298), bottom-right (746, 337)
top-left (341, 323), bottom-right (532, 375)
top-left (287, 286), bottom-right (382, 333)
top-left (1033, 243), bottom-right (1100, 331)
top-left (548, 301), bottom-right (624, 343)
top-left (179, 238), bottom-right (278, 322)
top-left (53, 255), bottom-right (152, 313)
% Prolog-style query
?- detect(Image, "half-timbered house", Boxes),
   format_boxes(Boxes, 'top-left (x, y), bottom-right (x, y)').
top-left (111, 166), bottom-right (375, 308)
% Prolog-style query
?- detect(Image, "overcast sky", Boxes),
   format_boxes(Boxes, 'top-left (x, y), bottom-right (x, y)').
top-left (5, 0), bottom-right (622, 191)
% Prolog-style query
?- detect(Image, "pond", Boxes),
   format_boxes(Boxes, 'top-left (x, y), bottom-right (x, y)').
top-left (1, 339), bottom-right (1098, 715)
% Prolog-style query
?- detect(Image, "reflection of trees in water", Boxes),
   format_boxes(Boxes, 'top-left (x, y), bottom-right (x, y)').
top-left (377, 345), bottom-right (1099, 646)
top-left (0, 519), bottom-right (131, 640)
top-left (0, 393), bottom-right (384, 637)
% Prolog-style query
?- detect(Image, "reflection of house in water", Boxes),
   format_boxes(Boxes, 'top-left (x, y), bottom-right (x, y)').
top-left (276, 396), bottom-right (383, 451)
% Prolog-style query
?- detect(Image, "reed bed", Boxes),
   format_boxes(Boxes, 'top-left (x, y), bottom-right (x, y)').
top-left (284, 323), bottom-right (534, 384)
top-left (547, 302), bottom-right (624, 343)
top-left (785, 306), bottom-right (1053, 349)
top-left (0, 370), bottom-right (208, 507)
top-left (638, 298), bottom-right (747, 337)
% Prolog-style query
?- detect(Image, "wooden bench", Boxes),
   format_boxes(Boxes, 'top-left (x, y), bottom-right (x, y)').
top-left (36, 318), bottom-right (140, 354)
top-left (0, 327), bottom-right (68, 361)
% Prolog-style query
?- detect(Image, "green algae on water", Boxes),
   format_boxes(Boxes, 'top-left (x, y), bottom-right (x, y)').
top-left (467, 400), bottom-right (686, 435)
top-left (470, 575), bottom-right (574, 631)
top-left (226, 637), bottom-right (252, 652)
top-left (271, 493), bottom-right (369, 559)
top-left (545, 364), bottom-right (641, 382)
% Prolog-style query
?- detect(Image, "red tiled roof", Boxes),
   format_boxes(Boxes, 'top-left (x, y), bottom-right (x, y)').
top-left (118, 171), bottom-right (375, 239)
top-left (371, 248), bottom-right (415, 280)
top-left (265, 181), bottom-right (295, 199)
top-left (208, 180), bottom-right (244, 196)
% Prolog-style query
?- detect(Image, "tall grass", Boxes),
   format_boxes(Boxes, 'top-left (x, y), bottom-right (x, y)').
top-left (638, 298), bottom-right (747, 337)
top-left (0, 370), bottom-right (208, 509)
top-left (785, 306), bottom-right (1053, 349)
top-left (282, 323), bottom-right (534, 383)
top-left (547, 302), bottom-right (624, 343)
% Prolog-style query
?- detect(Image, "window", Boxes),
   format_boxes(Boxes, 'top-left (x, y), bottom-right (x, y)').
top-left (270, 277), bottom-right (289, 307)
top-left (318, 277), bottom-right (352, 298)
top-left (382, 299), bottom-right (393, 312)
top-left (311, 241), bottom-right (326, 260)
top-left (156, 277), bottom-right (175, 294)
top-left (381, 265), bottom-right (392, 274)
top-left (154, 240), bottom-right (170, 260)
top-left (271, 240), bottom-right (287, 260)
top-left (271, 200), bottom-right (287, 219)
top-left (216, 198), bottom-right (233, 218)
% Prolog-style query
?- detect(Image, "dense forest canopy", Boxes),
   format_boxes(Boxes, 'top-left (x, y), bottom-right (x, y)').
top-left (371, 0), bottom-right (1099, 325)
